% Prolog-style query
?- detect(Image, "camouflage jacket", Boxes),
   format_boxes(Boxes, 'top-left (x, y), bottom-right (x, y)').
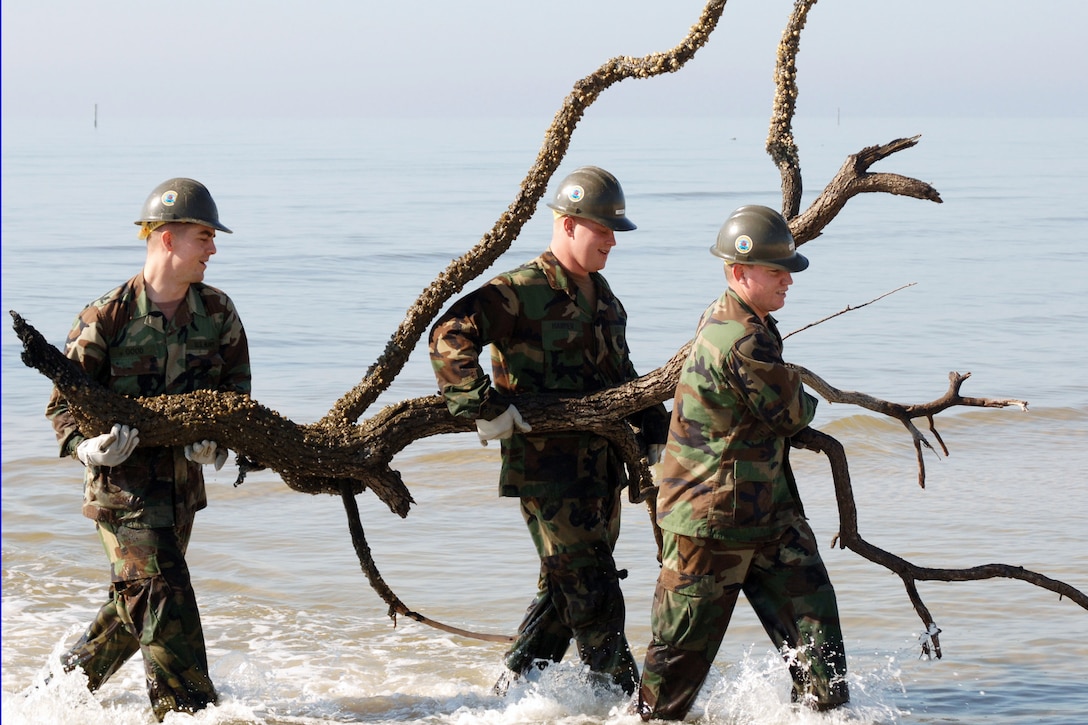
top-left (656, 288), bottom-right (817, 541)
top-left (46, 272), bottom-right (251, 528)
top-left (429, 249), bottom-right (668, 499)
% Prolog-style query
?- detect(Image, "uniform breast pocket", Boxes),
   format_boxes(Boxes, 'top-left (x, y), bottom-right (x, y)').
top-left (710, 459), bottom-right (777, 528)
top-left (601, 317), bottom-right (628, 357)
top-left (182, 349), bottom-right (224, 387)
top-left (109, 355), bottom-right (163, 397)
top-left (542, 321), bottom-right (584, 390)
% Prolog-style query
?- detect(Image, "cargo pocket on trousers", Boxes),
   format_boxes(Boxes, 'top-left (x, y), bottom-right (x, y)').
top-left (651, 565), bottom-right (718, 648)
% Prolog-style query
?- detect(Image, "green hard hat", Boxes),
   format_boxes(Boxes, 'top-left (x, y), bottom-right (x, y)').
top-left (711, 205), bottom-right (807, 272)
top-left (546, 166), bottom-right (635, 231)
top-left (134, 177), bottom-right (231, 233)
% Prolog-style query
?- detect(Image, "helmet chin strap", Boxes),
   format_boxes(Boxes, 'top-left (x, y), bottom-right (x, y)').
top-left (137, 221), bottom-right (166, 240)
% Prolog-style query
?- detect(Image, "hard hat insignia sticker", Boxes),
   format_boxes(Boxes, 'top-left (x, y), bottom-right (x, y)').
top-left (161, 191), bottom-right (178, 206)
top-left (735, 234), bottom-right (753, 254)
top-left (567, 185), bottom-right (585, 202)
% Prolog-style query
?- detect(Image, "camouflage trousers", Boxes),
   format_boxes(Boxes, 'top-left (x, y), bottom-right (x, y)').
top-left (637, 521), bottom-right (849, 720)
top-left (502, 489), bottom-right (639, 694)
top-left (62, 514), bottom-right (219, 722)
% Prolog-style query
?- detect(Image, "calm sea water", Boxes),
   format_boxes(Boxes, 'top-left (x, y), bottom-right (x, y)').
top-left (3, 114), bottom-right (1087, 724)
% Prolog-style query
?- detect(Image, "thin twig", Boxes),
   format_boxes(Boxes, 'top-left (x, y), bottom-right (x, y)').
top-left (784, 282), bottom-right (916, 340)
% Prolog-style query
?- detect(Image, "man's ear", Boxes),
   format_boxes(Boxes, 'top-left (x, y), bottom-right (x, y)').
top-left (159, 228), bottom-right (174, 251)
top-left (562, 215), bottom-right (576, 236)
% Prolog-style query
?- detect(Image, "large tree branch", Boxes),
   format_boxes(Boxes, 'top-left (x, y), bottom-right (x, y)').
top-left (11, 309), bottom-right (679, 515)
top-left (20, 306), bottom-right (1085, 652)
top-left (9, 304), bottom-right (1029, 512)
top-left (768, 1), bottom-right (942, 239)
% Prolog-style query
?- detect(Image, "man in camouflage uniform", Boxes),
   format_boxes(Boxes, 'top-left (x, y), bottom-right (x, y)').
top-left (635, 206), bottom-right (849, 720)
top-left (46, 178), bottom-right (250, 722)
top-left (429, 166), bottom-right (669, 696)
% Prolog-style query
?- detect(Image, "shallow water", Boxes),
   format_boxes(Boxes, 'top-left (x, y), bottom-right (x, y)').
top-left (3, 115), bottom-right (1087, 723)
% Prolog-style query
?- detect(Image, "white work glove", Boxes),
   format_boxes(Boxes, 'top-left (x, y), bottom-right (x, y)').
top-left (76, 423), bottom-right (140, 468)
top-left (184, 440), bottom-right (229, 471)
top-left (475, 405), bottom-right (532, 446)
top-left (647, 443), bottom-right (666, 466)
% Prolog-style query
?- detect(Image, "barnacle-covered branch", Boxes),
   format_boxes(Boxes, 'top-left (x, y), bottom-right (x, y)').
top-left (321, 0), bottom-right (730, 432)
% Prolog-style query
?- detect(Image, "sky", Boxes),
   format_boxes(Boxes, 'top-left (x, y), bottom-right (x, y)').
top-left (2, 0), bottom-right (1085, 121)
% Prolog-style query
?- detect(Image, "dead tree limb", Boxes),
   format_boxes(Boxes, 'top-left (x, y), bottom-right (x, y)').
top-left (13, 303), bottom-right (675, 641)
top-left (18, 307), bottom-right (1085, 652)
top-left (767, 0), bottom-right (815, 217)
top-left (790, 136), bottom-right (944, 245)
top-left (793, 427), bottom-right (1088, 659)
top-left (783, 283), bottom-right (917, 339)
top-left (767, 1), bottom-right (943, 233)
top-left (796, 366), bottom-right (1029, 488)
top-left (11, 309), bottom-right (662, 514)
top-left (758, 6), bottom-right (1085, 654)
top-left (338, 481), bottom-right (514, 643)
